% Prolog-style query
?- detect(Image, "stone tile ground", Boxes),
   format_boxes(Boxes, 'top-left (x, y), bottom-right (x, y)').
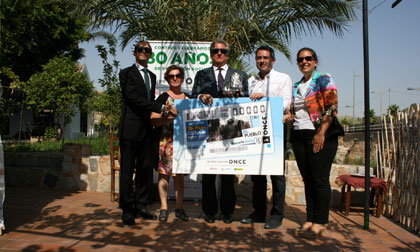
top-left (0, 187), bottom-right (418, 251)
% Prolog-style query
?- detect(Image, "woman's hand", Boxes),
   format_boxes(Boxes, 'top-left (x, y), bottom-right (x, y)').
top-left (283, 111), bottom-right (293, 123)
top-left (250, 93), bottom-right (265, 101)
top-left (312, 132), bottom-right (325, 153)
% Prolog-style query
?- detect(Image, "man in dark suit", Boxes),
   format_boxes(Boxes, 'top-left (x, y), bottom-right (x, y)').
top-left (118, 40), bottom-right (178, 225)
top-left (191, 39), bottom-right (248, 224)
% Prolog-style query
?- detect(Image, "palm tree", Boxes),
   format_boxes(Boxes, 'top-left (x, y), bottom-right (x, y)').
top-left (387, 104), bottom-right (399, 118)
top-left (70, 0), bottom-right (358, 61)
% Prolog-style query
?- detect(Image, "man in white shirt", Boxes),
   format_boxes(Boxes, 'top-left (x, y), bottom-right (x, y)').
top-left (240, 45), bottom-right (292, 229)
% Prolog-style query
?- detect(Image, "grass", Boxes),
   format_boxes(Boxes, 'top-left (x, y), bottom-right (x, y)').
top-left (4, 135), bottom-right (110, 155)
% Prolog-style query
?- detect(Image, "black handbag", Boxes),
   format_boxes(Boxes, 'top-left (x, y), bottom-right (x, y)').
top-left (325, 117), bottom-right (345, 139)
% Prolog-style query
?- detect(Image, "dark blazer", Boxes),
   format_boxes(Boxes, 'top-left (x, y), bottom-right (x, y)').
top-left (191, 65), bottom-right (248, 217)
top-left (191, 66), bottom-right (248, 98)
top-left (118, 64), bottom-right (162, 141)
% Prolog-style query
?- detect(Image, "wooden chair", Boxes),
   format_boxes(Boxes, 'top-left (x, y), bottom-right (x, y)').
top-left (109, 133), bottom-right (120, 202)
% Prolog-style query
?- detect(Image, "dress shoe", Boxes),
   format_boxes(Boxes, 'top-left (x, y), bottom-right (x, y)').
top-left (264, 218), bottom-right (282, 229)
top-left (204, 215), bottom-right (215, 223)
top-left (175, 209), bottom-right (189, 222)
top-left (137, 208), bottom-right (157, 220)
top-left (240, 212), bottom-right (265, 224)
top-left (121, 212), bottom-right (135, 225)
top-left (222, 215), bottom-right (233, 224)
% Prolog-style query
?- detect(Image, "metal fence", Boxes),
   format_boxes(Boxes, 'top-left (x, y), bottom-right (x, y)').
top-left (344, 124), bottom-right (383, 133)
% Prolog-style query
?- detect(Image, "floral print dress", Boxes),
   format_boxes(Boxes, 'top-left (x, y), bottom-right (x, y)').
top-left (156, 92), bottom-right (188, 175)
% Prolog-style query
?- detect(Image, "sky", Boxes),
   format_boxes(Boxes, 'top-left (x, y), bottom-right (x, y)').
top-left (78, 0), bottom-right (420, 118)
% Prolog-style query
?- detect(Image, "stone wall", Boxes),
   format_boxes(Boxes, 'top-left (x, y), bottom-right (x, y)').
top-left (4, 144), bottom-right (113, 192)
top-left (337, 133), bottom-right (378, 164)
top-left (4, 144), bottom-right (369, 206)
top-left (235, 161), bottom-right (366, 207)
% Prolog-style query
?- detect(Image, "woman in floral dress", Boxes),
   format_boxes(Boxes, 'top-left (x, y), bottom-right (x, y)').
top-left (151, 65), bottom-right (189, 223)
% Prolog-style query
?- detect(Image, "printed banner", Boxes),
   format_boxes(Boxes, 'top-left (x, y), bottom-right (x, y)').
top-left (148, 41), bottom-right (212, 93)
top-left (173, 97), bottom-right (284, 175)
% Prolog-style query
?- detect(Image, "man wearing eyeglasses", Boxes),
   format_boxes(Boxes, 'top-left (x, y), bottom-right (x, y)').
top-left (118, 40), bottom-right (178, 225)
top-left (191, 38), bottom-right (248, 224)
top-left (240, 45), bottom-right (292, 229)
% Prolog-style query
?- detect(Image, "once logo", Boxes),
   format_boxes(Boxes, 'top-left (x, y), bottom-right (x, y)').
top-left (229, 159), bottom-right (246, 165)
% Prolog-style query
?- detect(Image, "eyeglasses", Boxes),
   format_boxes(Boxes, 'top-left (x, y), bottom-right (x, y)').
top-left (297, 56), bottom-right (314, 63)
top-left (211, 48), bottom-right (229, 55)
top-left (169, 74), bottom-right (182, 79)
top-left (135, 46), bottom-right (152, 53)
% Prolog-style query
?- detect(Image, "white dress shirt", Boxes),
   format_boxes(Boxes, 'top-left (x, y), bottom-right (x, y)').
top-left (213, 64), bottom-right (228, 80)
top-left (248, 69), bottom-right (292, 111)
top-left (136, 63), bottom-right (150, 82)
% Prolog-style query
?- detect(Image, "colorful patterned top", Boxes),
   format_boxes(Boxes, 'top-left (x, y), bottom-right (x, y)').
top-left (155, 92), bottom-right (188, 175)
top-left (292, 71), bottom-right (338, 127)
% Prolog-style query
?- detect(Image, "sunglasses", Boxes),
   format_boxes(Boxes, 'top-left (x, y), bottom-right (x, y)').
top-left (135, 46), bottom-right (152, 53)
top-left (211, 48), bottom-right (229, 55)
top-left (297, 56), bottom-right (314, 63)
top-left (169, 74), bottom-right (182, 79)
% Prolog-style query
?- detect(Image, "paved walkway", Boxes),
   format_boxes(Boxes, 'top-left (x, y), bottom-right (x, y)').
top-left (0, 187), bottom-right (418, 251)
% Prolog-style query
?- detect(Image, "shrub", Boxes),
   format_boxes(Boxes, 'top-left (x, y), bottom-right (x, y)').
top-left (4, 135), bottom-right (111, 155)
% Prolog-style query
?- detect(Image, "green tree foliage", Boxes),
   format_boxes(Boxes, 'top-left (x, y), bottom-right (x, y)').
top-left (71, 0), bottom-right (358, 60)
top-left (340, 117), bottom-right (351, 126)
top-left (24, 56), bottom-right (94, 138)
top-left (0, 67), bottom-right (26, 134)
top-left (0, 0), bottom-right (91, 135)
top-left (0, 0), bottom-right (89, 81)
top-left (387, 104), bottom-right (399, 118)
top-left (89, 39), bottom-right (122, 133)
top-left (364, 109), bottom-right (376, 124)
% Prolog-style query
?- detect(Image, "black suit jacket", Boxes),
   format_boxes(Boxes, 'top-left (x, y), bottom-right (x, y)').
top-left (118, 64), bottom-right (162, 141)
top-left (191, 66), bottom-right (248, 98)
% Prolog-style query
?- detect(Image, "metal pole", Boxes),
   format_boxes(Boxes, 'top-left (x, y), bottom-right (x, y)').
top-left (352, 69), bottom-right (356, 127)
top-left (388, 88), bottom-right (391, 108)
top-left (379, 88), bottom-right (382, 116)
top-left (363, 0), bottom-right (371, 230)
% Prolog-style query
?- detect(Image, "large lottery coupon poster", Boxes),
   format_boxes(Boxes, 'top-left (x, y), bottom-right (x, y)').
top-left (172, 97), bottom-right (284, 175)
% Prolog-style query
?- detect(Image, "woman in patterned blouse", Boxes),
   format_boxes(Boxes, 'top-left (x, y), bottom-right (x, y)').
top-left (290, 48), bottom-right (339, 239)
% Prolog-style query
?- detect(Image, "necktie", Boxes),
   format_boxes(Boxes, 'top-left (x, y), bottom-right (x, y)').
top-left (141, 68), bottom-right (151, 100)
top-left (217, 67), bottom-right (224, 91)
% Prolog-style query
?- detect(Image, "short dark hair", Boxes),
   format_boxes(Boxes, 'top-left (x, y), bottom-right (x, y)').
top-left (296, 47), bottom-right (318, 62)
top-left (164, 65), bottom-right (185, 82)
top-left (134, 40), bottom-right (152, 53)
top-left (210, 39), bottom-right (230, 55)
top-left (256, 45), bottom-right (275, 59)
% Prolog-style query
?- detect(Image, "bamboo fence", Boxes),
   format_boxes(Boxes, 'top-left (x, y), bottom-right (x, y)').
top-left (376, 104), bottom-right (419, 233)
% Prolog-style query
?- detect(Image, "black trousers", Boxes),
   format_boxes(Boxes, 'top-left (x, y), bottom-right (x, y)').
top-left (251, 175), bottom-right (285, 220)
top-left (202, 174), bottom-right (236, 217)
top-left (119, 138), bottom-right (153, 214)
top-left (291, 129), bottom-right (338, 224)
top-left (250, 125), bottom-right (287, 221)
